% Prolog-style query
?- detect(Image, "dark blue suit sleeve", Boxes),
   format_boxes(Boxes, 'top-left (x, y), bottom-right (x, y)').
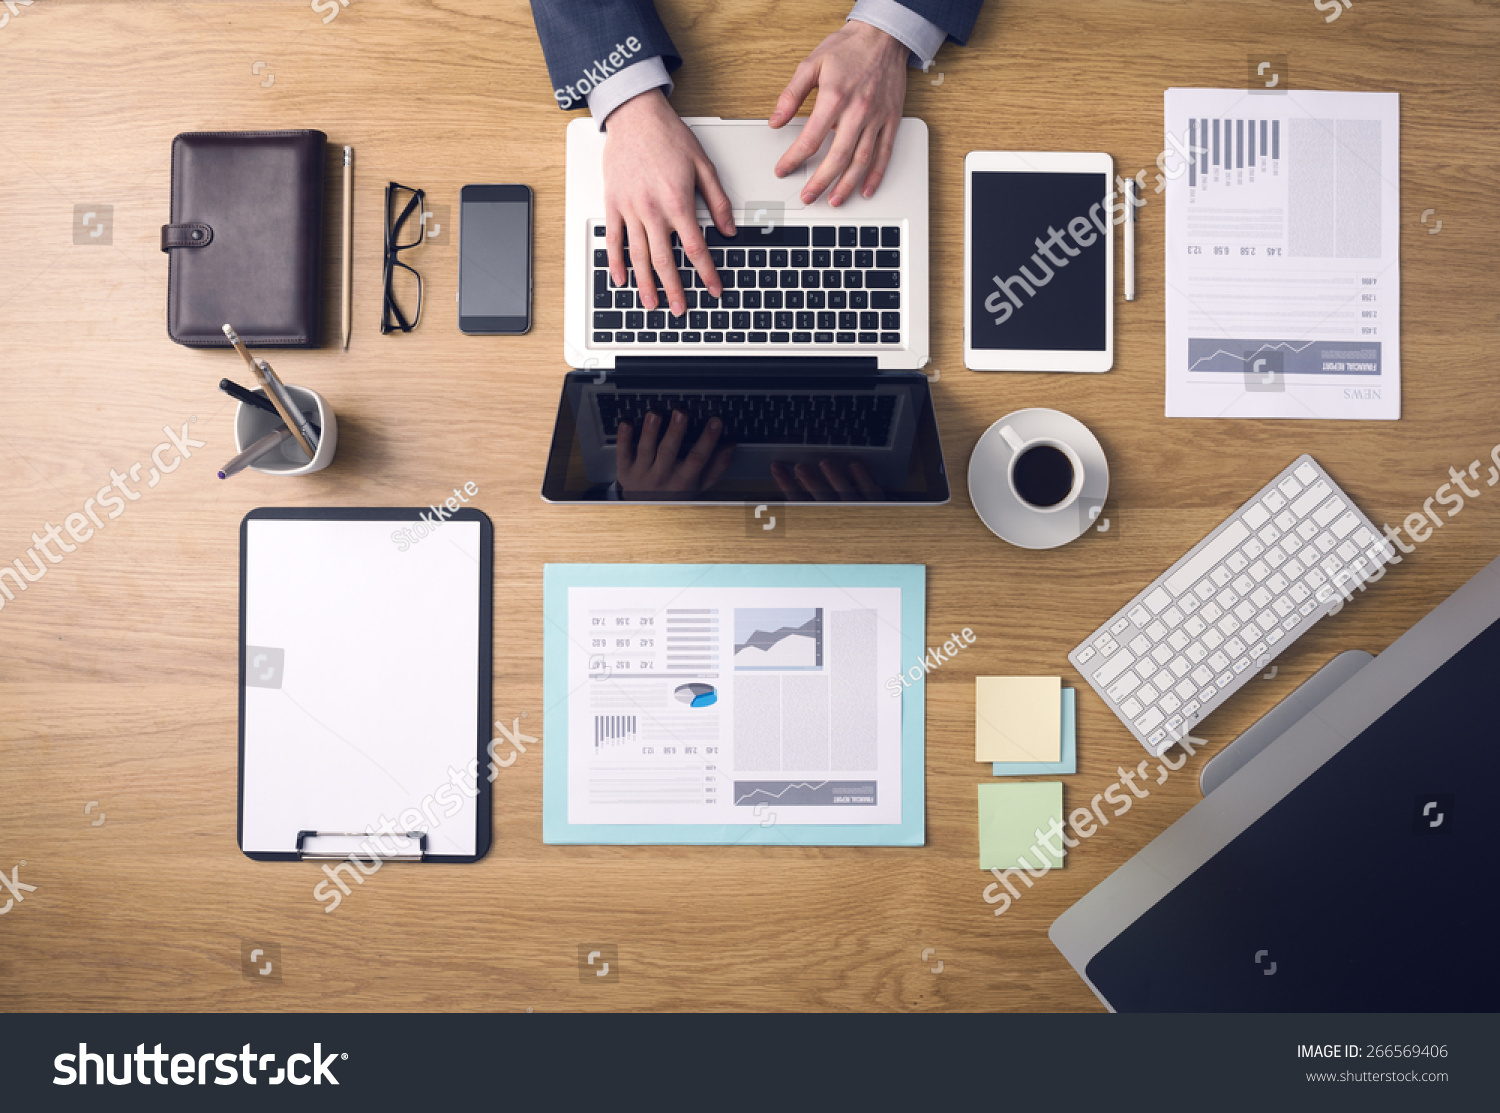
top-left (893, 0), bottom-right (984, 45)
top-left (529, 1), bottom-right (682, 109)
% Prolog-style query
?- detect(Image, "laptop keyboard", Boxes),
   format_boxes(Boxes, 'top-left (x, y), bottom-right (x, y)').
top-left (589, 222), bottom-right (904, 349)
top-left (596, 391), bottom-right (897, 451)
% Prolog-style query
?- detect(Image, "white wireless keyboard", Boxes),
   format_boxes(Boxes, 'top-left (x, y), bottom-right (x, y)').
top-left (1070, 455), bottom-right (1392, 756)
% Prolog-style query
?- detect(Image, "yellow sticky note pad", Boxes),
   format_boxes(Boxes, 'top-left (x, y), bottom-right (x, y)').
top-left (976, 676), bottom-right (1062, 762)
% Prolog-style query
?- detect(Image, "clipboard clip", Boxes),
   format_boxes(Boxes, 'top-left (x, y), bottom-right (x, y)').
top-left (295, 830), bottom-right (427, 861)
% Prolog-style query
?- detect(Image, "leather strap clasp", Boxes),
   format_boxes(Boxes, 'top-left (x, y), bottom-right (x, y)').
top-left (160, 222), bottom-right (213, 251)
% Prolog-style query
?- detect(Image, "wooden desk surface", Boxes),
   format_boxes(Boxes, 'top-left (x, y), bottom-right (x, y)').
top-left (2, 0), bottom-right (1497, 1013)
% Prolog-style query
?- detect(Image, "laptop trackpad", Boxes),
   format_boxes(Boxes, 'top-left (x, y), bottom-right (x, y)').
top-left (690, 122), bottom-right (832, 215)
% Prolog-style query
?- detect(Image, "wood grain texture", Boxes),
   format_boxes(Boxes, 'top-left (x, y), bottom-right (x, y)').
top-left (1, 0), bottom-right (1497, 1013)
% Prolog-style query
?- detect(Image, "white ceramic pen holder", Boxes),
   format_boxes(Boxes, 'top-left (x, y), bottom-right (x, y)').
top-left (233, 385), bottom-right (338, 475)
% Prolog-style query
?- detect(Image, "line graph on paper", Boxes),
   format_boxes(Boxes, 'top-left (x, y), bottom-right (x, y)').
top-left (733, 780), bottom-right (877, 806)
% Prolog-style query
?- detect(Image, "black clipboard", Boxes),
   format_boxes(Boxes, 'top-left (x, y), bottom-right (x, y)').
top-left (237, 507), bottom-right (493, 863)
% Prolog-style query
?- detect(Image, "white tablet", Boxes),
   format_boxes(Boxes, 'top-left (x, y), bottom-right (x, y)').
top-left (964, 152), bottom-right (1115, 372)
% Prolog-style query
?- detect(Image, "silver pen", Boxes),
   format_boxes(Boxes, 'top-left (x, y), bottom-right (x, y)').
top-left (256, 359), bottom-right (320, 456)
top-left (1125, 177), bottom-right (1137, 302)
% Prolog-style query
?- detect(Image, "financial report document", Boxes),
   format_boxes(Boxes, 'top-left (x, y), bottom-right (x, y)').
top-left (564, 584), bottom-right (904, 827)
top-left (1163, 88), bottom-right (1399, 419)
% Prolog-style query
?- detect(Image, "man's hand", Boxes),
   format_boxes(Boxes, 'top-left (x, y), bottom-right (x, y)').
top-left (603, 89), bottom-right (735, 316)
top-left (771, 458), bottom-right (884, 501)
top-left (616, 410), bottom-right (735, 496)
top-left (770, 21), bottom-right (909, 206)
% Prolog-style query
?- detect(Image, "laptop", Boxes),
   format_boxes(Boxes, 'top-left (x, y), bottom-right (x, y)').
top-left (543, 117), bottom-right (949, 505)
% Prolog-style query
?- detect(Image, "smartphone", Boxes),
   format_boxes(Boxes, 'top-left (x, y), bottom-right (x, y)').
top-left (458, 184), bottom-right (532, 334)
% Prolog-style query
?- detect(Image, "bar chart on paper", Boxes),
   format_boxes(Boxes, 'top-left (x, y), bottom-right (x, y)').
top-left (1164, 89), bottom-right (1400, 419)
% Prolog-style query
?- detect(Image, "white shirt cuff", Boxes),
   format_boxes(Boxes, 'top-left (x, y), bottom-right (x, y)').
top-left (585, 56), bottom-right (675, 130)
top-left (847, 0), bottom-right (948, 70)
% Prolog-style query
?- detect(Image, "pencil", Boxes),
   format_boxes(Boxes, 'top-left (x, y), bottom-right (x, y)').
top-left (342, 146), bottom-right (353, 350)
top-left (256, 359), bottom-right (320, 459)
top-left (221, 324), bottom-right (317, 458)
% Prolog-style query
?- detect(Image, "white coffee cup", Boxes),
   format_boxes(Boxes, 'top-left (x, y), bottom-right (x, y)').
top-left (998, 424), bottom-right (1084, 513)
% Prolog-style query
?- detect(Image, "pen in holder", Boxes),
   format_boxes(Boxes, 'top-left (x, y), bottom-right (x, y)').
top-left (233, 385), bottom-right (338, 475)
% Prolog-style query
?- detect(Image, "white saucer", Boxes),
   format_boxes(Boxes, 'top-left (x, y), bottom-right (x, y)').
top-left (968, 408), bottom-right (1110, 550)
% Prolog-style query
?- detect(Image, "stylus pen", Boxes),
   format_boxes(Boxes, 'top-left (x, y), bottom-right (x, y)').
top-left (1125, 177), bottom-right (1137, 302)
top-left (341, 146), bottom-right (353, 350)
top-left (219, 428), bottom-right (290, 479)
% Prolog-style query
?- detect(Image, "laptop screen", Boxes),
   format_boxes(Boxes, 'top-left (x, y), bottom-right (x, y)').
top-left (541, 367), bottom-right (950, 505)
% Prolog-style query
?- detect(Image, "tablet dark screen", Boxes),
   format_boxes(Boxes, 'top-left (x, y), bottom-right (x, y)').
top-left (969, 171), bottom-right (1109, 352)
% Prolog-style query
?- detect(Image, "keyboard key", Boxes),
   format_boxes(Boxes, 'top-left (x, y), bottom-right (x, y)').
top-left (823, 270), bottom-right (842, 288)
top-left (770, 331), bottom-right (790, 343)
top-left (706, 225), bottom-right (808, 246)
top-left (615, 332), bottom-right (634, 342)
top-left (865, 270), bottom-right (900, 288)
top-left (704, 331), bottom-right (724, 342)
top-left (814, 332), bottom-right (833, 343)
top-left (876, 250), bottom-right (900, 268)
top-left (844, 270), bottom-right (863, 288)
top-left (1313, 497), bottom-right (1346, 527)
top-left (593, 331), bottom-right (612, 342)
top-left (828, 291), bottom-right (847, 309)
top-left (594, 311), bottom-right (623, 328)
top-left (859, 226), bottom-right (879, 247)
top-left (1291, 479), bottom-right (1331, 518)
top-left (681, 332), bottom-right (701, 342)
top-left (1128, 605), bottom-right (1151, 626)
top-left (838, 226), bottom-right (858, 247)
top-left (1279, 475), bottom-right (1303, 499)
top-left (593, 224), bottom-right (606, 237)
top-left (1144, 587), bottom-right (1173, 614)
top-left (880, 332), bottom-right (901, 343)
top-left (792, 331), bottom-right (811, 343)
top-left (812, 226), bottom-right (836, 246)
top-left (836, 332), bottom-right (856, 343)
top-left (881, 312), bottom-right (901, 330)
top-left (1294, 460), bottom-right (1318, 484)
top-left (834, 249), bottom-right (852, 268)
top-left (855, 249), bottom-right (874, 268)
top-left (748, 332), bottom-right (768, 343)
top-left (858, 332), bottom-right (877, 343)
top-left (881, 226), bottom-right (900, 247)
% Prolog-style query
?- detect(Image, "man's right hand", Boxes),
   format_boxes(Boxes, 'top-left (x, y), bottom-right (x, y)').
top-left (603, 89), bottom-right (736, 317)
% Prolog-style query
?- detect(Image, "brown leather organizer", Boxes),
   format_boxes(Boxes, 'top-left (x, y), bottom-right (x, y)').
top-left (163, 130), bottom-right (326, 348)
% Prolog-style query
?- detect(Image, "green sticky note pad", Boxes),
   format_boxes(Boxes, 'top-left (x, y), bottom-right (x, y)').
top-left (977, 782), bottom-right (1064, 871)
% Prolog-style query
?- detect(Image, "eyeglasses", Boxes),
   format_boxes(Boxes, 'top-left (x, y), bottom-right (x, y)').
top-left (382, 181), bottom-right (425, 334)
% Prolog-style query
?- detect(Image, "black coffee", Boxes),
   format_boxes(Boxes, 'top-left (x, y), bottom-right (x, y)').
top-left (1012, 444), bottom-right (1075, 507)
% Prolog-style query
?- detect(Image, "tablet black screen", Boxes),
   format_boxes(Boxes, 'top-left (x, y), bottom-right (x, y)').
top-left (969, 171), bottom-right (1109, 352)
